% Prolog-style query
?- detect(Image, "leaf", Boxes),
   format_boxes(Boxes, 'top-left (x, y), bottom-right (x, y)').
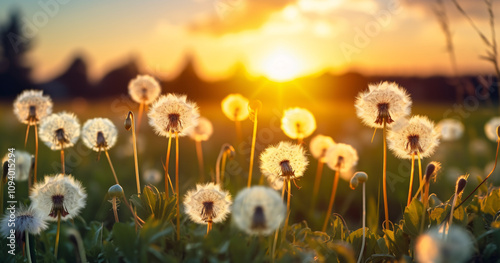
top-left (480, 188), bottom-right (500, 216)
top-left (346, 227), bottom-right (378, 262)
top-left (402, 199), bottom-right (424, 237)
top-left (327, 216), bottom-right (348, 241)
top-left (112, 223), bottom-right (138, 262)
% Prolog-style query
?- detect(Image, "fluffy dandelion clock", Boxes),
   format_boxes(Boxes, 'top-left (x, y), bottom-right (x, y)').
top-left (188, 116), bottom-right (213, 141)
top-left (310, 134), bottom-right (335, 162)
top-left (39, 112), bottom-right (81, 150)
top-left (148, 94), bottom-right (200, 137)
top-left (416, 226), bottom-right (473, 263)
top-left (13, 90), bottom-right (53, 125)
top-left (325, 143), bottom-right (359, 174)
top-left (1, 205), bottom-right (48, 237)
top-left (128, 74), bottom-right (161, 105)
top-left (82, 118), bottom-right (118, 152)
top-left (221, 94), bottom-right (249, 121)
top-left (232, 186), bottom-right (286, 235)
top-left (30, 174), bottom-right (87, 221)
top-left (183, 183), bottom-right (232, 225)
top-left (388, 115), bottom-right (440, 159)
top-left (355, 81), bottom-right (411, 128)
top-left (281, 107), bottom-right (317, 140)
top-left (260, 141), bottom-right (309, 182)
top-left (485, 116), bottom-right (500, 141)
top-left (2, 150), bottom-right (31, 182)
top-left (437, 118), bottom-right (464, 141)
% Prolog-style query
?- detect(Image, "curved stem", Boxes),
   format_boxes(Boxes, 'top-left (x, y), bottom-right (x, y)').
top-left (61, 149), bottom-right (65, 174)
top-left (165, 132), bottom-right (173, 196)
top-left (175, 132), bottom-right (180, 241)
top-left (248, 109), bottom-right (259, 187)
top-left (34, 125), bottom-right (38, 183)
top-left (382, 121), bottom-right (389, 229)
top-left (55, 211), bottom-right (61, 258)
top-left (322, 169), bottom-right (340, 232)
top-left (357, 182), bottom-right (366, 263)
top-left (457, 140), bottom-right (499, 208)
top-left (311, 161), bottom-right (324, 210)
top-left (407, 154), bottom-right (415, 206)
top-left (195, 140), bottom-right (205, 182)
top-left (104, 150), bottom-right (120, 185)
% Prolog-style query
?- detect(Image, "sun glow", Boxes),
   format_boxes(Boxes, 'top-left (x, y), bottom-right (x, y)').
top-left (260, 49), bottom-right (305, 82)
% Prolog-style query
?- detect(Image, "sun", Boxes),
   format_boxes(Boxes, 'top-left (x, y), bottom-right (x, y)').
top-left (261, 49), bottom-right (304, 82)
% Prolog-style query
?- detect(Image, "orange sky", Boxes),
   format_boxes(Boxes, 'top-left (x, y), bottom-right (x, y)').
top-left (0, 0), bottom-right (498, 82)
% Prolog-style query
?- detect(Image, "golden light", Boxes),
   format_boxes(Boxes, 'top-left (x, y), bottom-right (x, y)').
top-left (261, 49), bottom-right (304, 82)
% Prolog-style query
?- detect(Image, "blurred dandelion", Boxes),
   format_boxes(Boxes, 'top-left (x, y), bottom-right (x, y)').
top-left (39, 112), bottom-right (81, 174)
top-left (232, 186), bottom-right (285, 236)
top-left (349, 172), bottom-right (368, 263)
top-left (143, 169), bottom-right (162, 185)
top-left (485, 116), bottom-right (500, 141)
top-left (128, 74), bottom-right (161, 128)
top-left (281, 107), bottom-right (316, 144)
top-left (310, 135), bottom-right (335, 209)
top-left (148, 93), bottom-right (199, 241)
top-left (2, 150), bottom-right (31, 182)
top-left (184, 183), bottom-right (232, 234)
top-left (221, 93), bottom-right (249, 141)
top-left (14, 90), bottom-right (53, 186)
top-left (416, 226), bottom-right (473, 263)
top-left (247, 100), bottom-right (262, 187)
top-left (322, 143), bottom-right (358, 232)
top-left (30, 174), bottom-right (87, 258)
top-left (355, 81), bottom-right (411, 229)
top-left (0, 204), bottom-right (48, 263)
top-left (437, 118), bottom-right (464, 141)
top-left (188, 116), bottom-right (213, 182)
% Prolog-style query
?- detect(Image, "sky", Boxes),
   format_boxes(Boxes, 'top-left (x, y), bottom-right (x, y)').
top-left (0, 0), bottom-right (498, 82)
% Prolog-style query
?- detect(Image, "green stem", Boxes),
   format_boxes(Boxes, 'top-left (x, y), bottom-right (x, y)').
top-left (25, 231), bottom-right (32, 263)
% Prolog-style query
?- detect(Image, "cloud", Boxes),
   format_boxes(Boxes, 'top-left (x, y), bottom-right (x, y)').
top-left (190, 0), bottom-right (297, 35)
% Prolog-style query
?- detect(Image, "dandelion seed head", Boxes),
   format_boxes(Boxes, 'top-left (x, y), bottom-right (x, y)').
top-left (260, 141), bottom-right (309, 183)
top-left (221, 94), bottom-right (249, 121)
top-left (2, 150), bottom-right (31, 182)
top-left (1, 205), bottom-right (48, 237)
top-left (281, 108), bottom-right (316, 139)
top-left (485, 117), bottom-right (500, 141)
top-left (13, 90), bottom-right (53, 125)
top-left (82, 118), bottom-right (118, 152)
top-left (355, 81), bottom-right (411, 128)
top-left (388, 115), bottom-right (440, 159)
top-left (232, 186), bottom-right (286, 236)
top-left (325, 143), bottom-right (358, 174)
top-left (437, 118), bottom-right (464, 141)
top-left (148, 94), bottom-right (199, 137)
top-left (142, 169), bottom-right (162, 185)
top-left (128, 75), bottom-right (161, 105)
top-left (309, 134), bottom-right (335, 162)
top-left (416, 226), bottom-right (473, 263)
top-left (30, 174), bottom-right (86, 221)
top-left (39, 112), bottom-right (81, 150)
top-left (183, 183), bottom-right (232, 224)
top-left (188, 116), bottom-right (213, 141)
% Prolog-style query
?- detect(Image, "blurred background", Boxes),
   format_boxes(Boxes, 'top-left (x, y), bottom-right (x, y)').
top-left (0, 0), bottom-right (499, 231)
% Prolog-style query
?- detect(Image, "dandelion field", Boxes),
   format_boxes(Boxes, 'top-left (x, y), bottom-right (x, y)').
top-left (1, 82), bottom-right (500, 263)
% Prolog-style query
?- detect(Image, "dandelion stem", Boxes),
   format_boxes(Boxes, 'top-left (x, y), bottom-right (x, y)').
top-left (417, 151), bottom-right (423, 191)
top-left (175, 132), bottom-right (180, 241)
top-left (195, 140), bottom-right (205, 182)
top-left (272, 183), bottom-right (287, 263)
top-left (55, 211), bottom-right (61, 258)
top-left (61, 149), bottom-right (65, 174)
top-left (248, 109), bottom-right (259, 187)
top-left (34, 125), bottom-right (38, 183)
top-left (297, 137), bottom-right (303, 145)
top-left (24, 124), bottom-right (30, 148)
top-left (104, 150), bottom-right (120, 185)
top-left (407, 154), bottom-right (415, 206)
top-left (112, 197), bottom-right (119, 223)
top-left (235, 120), bottom-right (242, 143)
top-left (357, 182), bottom-right (366, 263)
top-left (221, 153), bottom-right (227, 187)
top-left (165, 132), bottom-right (173, 197)
top-left (25, 231), bottom-right (32, 263)
top-left (420, 180), bottom-right (430, 233)
top-left (283, 179), bottom-right (292, 237)
top-left (322, 169), bottom-right (340, 232)
top-left (207, 221), bottom-right (212, 235)
top-left (130, 112), bottom-right (141, 194)
top-left (311, 161), bottom-right (324, 209)
top-left (382, 121), bottom-right (390, 230)
top-left (457, 140), bottom-right (499, 208)
top-left (137, 102), bottom-right (144, 132)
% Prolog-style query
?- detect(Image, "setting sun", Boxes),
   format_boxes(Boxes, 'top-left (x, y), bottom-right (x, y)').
top-left (260, 49), bottom-right (304, 82)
